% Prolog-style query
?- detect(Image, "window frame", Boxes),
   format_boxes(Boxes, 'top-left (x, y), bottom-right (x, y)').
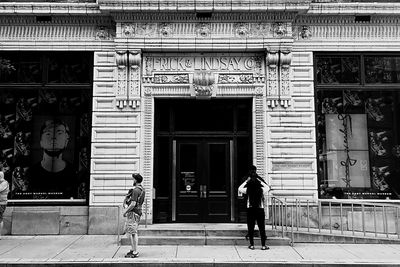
top-left (315, 52), bottom-right (400, 200)
top-left (0, 51), bottom-right (93, 206)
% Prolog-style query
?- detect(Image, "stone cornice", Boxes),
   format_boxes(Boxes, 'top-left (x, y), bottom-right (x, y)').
top-left (0, 2), bottom-right (100, 15)
top-left (1, 1), bottom-right (400, 16)
top-left (309, 2), bottom-right (400, 15)
top-left (98, 0), bottom-right (311, 13)
top-left (112, 12), bottom-right (297, 22)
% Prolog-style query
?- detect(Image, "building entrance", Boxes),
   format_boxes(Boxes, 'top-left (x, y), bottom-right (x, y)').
top-left (174, 138), bottom-right (232, 222)
top-left (153, 99), bottom-right (252, 223)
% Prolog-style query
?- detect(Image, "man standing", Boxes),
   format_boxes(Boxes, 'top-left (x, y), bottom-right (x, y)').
top-left (123, 173), bottom-right (145, 258)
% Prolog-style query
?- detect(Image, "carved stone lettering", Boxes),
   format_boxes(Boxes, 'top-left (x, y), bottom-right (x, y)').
top-left (144, 55), bottom-right (263, 74)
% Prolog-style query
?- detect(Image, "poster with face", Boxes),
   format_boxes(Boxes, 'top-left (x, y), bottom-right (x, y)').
top-left (22, 116), bottom-right (78, 199)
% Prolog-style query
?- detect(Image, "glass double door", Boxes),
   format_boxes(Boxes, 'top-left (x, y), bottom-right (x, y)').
top-left (174, 138), bottom-right (233, 222)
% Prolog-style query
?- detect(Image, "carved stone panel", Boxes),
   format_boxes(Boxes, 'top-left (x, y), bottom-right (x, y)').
top-left (143, 53), bottom-right (265, 98)
top-left (143, 53), bottom-right (264, 78)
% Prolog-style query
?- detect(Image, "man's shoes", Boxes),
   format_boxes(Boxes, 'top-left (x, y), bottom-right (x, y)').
top-left (261, 246), bottom-right (270, 250)
top-left (125, 251), bottom-right (139, 258)
top-left (125, 250), bottom-right (133, 258)
top-left (248, 245), bottom-right (255, 250)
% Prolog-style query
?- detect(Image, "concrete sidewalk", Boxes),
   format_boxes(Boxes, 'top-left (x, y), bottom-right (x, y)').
top-left (0, 235), bottom-right (400, 266)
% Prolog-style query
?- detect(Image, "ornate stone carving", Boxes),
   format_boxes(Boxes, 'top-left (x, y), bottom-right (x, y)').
top-left (218, 74), bottom-right (253, 84)
top-left (192, 71), bottom-right (215, 97)
top-left (122, 24), bottom-right (135, 37)
top-left (96, 26), bottom-right (112, 40)
top-left (272, 22), bottom-right (287, 37)
top-left (300, 25), bottom-right (312, 39)
top-left (159, 23), bottom-right (173, 37)
top-left (254, 86), bottom-right (264, 96)
top-left (249, 23), bottom-right (270, 38)
top-left (234, 23), bottom-right (249, 38)
top-left (153, 74), bottom-right (189, 84)
top-left (128, 50), bottom-right (142, 109)
top-left (266, 51), bottom-right (279, 108)
top-left (195, 23), bottom-right (211, 38)
top-left (265, 50), bottom-right (292, 108)
top-left (279, 51), bottom-right (292, 108)
top-left (193, 84), bottom-right (214, 97)
top-left (115, 51), bottom-right (128, 109)
top-left (114, 50), bottom-right (142, 109)
top-left (254, 95), bottom-right (266, 178)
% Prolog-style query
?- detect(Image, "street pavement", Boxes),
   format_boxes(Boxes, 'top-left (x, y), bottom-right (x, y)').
top-left (0, 235), bottom-right (400, 266)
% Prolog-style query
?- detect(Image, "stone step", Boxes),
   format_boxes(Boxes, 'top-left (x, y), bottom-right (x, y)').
top-left (120, 235), bottom-right (291, 246)
top-left (138, 228), bottom-right (277, 237)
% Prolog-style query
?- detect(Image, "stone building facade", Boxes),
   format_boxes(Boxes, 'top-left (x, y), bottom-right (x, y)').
top-left (0, 0), bottom-right (399, 234)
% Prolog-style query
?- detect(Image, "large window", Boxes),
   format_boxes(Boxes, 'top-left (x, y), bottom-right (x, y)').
top-left (316, 53), bottom-right (400, 199)
top-left (0, 52), bottom-right (92, 202)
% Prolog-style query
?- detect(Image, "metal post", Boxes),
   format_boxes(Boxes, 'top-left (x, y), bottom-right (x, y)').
top-left (329, 201), bottom-right (332, 234)
top-left (117, 205), bottom-right (120, 245)
top-left (318, 201), bottom-right (321, 233)
top-left (307, 199), bottom-right (310, 232)
top-left (291, 203), bottom-right (294, 246)
top-left (145, 197), bottom-right (148, 228)
top-left (340, 203), bottom-right (343, 235)
top-left (351, 203), bottom-right (354, 236)
top-left (384, 205), bottom-right (389, 238)
top-left (285, 199), bottom-right (288, 231)
top-left (272, 198), bottom-right (276, 229)
top-left (281, 202), bottom-right (284, 238)
top-left (374, 205), bottom-right (377, 237)
top-left (362, 204), bottom-right (366, 237)
top-left (397, 207), bottom-right (399, 239)
top-left (296, 199), bottom-right (299, 231)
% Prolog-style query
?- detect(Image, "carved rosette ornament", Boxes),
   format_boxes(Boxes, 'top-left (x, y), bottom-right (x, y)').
top-left (192, 71), bottom-right (215, 98)
top-left (95, 26), bottom-right (113, 40)
top-left (122, 24), bottom-right (135, 38)
top-left (266, 51), bottom-right (279, 108)
top-left (272, 22), bottom-right (287, 38)
top-left (196, 23), bottom-right (211, 38)
top-left (159, 23), bottom-right (173, 38)
top-left (116, 51), bottom-right (128, 109)
top-left (234, 23), bottom-right (249, 38)
top-left (128, 50), bottom-right (142, 109)
top-left (300, 26), bottom-right (312, 40)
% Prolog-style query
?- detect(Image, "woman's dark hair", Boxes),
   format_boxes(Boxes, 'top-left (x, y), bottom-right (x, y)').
top-left (246, 175), bottom-right (263, 208)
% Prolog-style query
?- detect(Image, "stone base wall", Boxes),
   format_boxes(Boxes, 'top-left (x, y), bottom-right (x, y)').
top-left (4, 206), bottom-right (88, 235)
top-left (2, 206), bottom-right (152, 236)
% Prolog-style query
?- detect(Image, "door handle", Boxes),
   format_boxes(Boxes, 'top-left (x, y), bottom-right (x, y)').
top-left (199, 185), bottom-right (207, 198)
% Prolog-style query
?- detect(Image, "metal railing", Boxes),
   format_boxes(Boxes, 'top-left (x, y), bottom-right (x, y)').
top-left (270, 197), bottom-right (400, 246)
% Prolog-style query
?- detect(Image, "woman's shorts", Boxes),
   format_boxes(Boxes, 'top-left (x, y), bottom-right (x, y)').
top-left (124, 212), bottom-right (141, 235)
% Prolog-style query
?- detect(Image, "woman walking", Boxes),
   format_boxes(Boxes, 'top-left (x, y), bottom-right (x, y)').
top-left (0, 171), bottom-right (9, 238)
top-left (238, 167), bottom-right (270, 250)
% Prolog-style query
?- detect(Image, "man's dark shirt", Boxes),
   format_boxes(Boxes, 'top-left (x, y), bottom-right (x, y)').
top-left (27, 162), bottom-right (77, 199)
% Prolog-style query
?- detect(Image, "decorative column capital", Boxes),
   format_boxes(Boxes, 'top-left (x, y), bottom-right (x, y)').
top-left (266, 50), bottom-right (292, 109)
top-left (129, 50), bottom-right (141, 69)
top-left (128, 50), bottom-right (142, 109)
top-left (115, 50), bottom-right (142, 109)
